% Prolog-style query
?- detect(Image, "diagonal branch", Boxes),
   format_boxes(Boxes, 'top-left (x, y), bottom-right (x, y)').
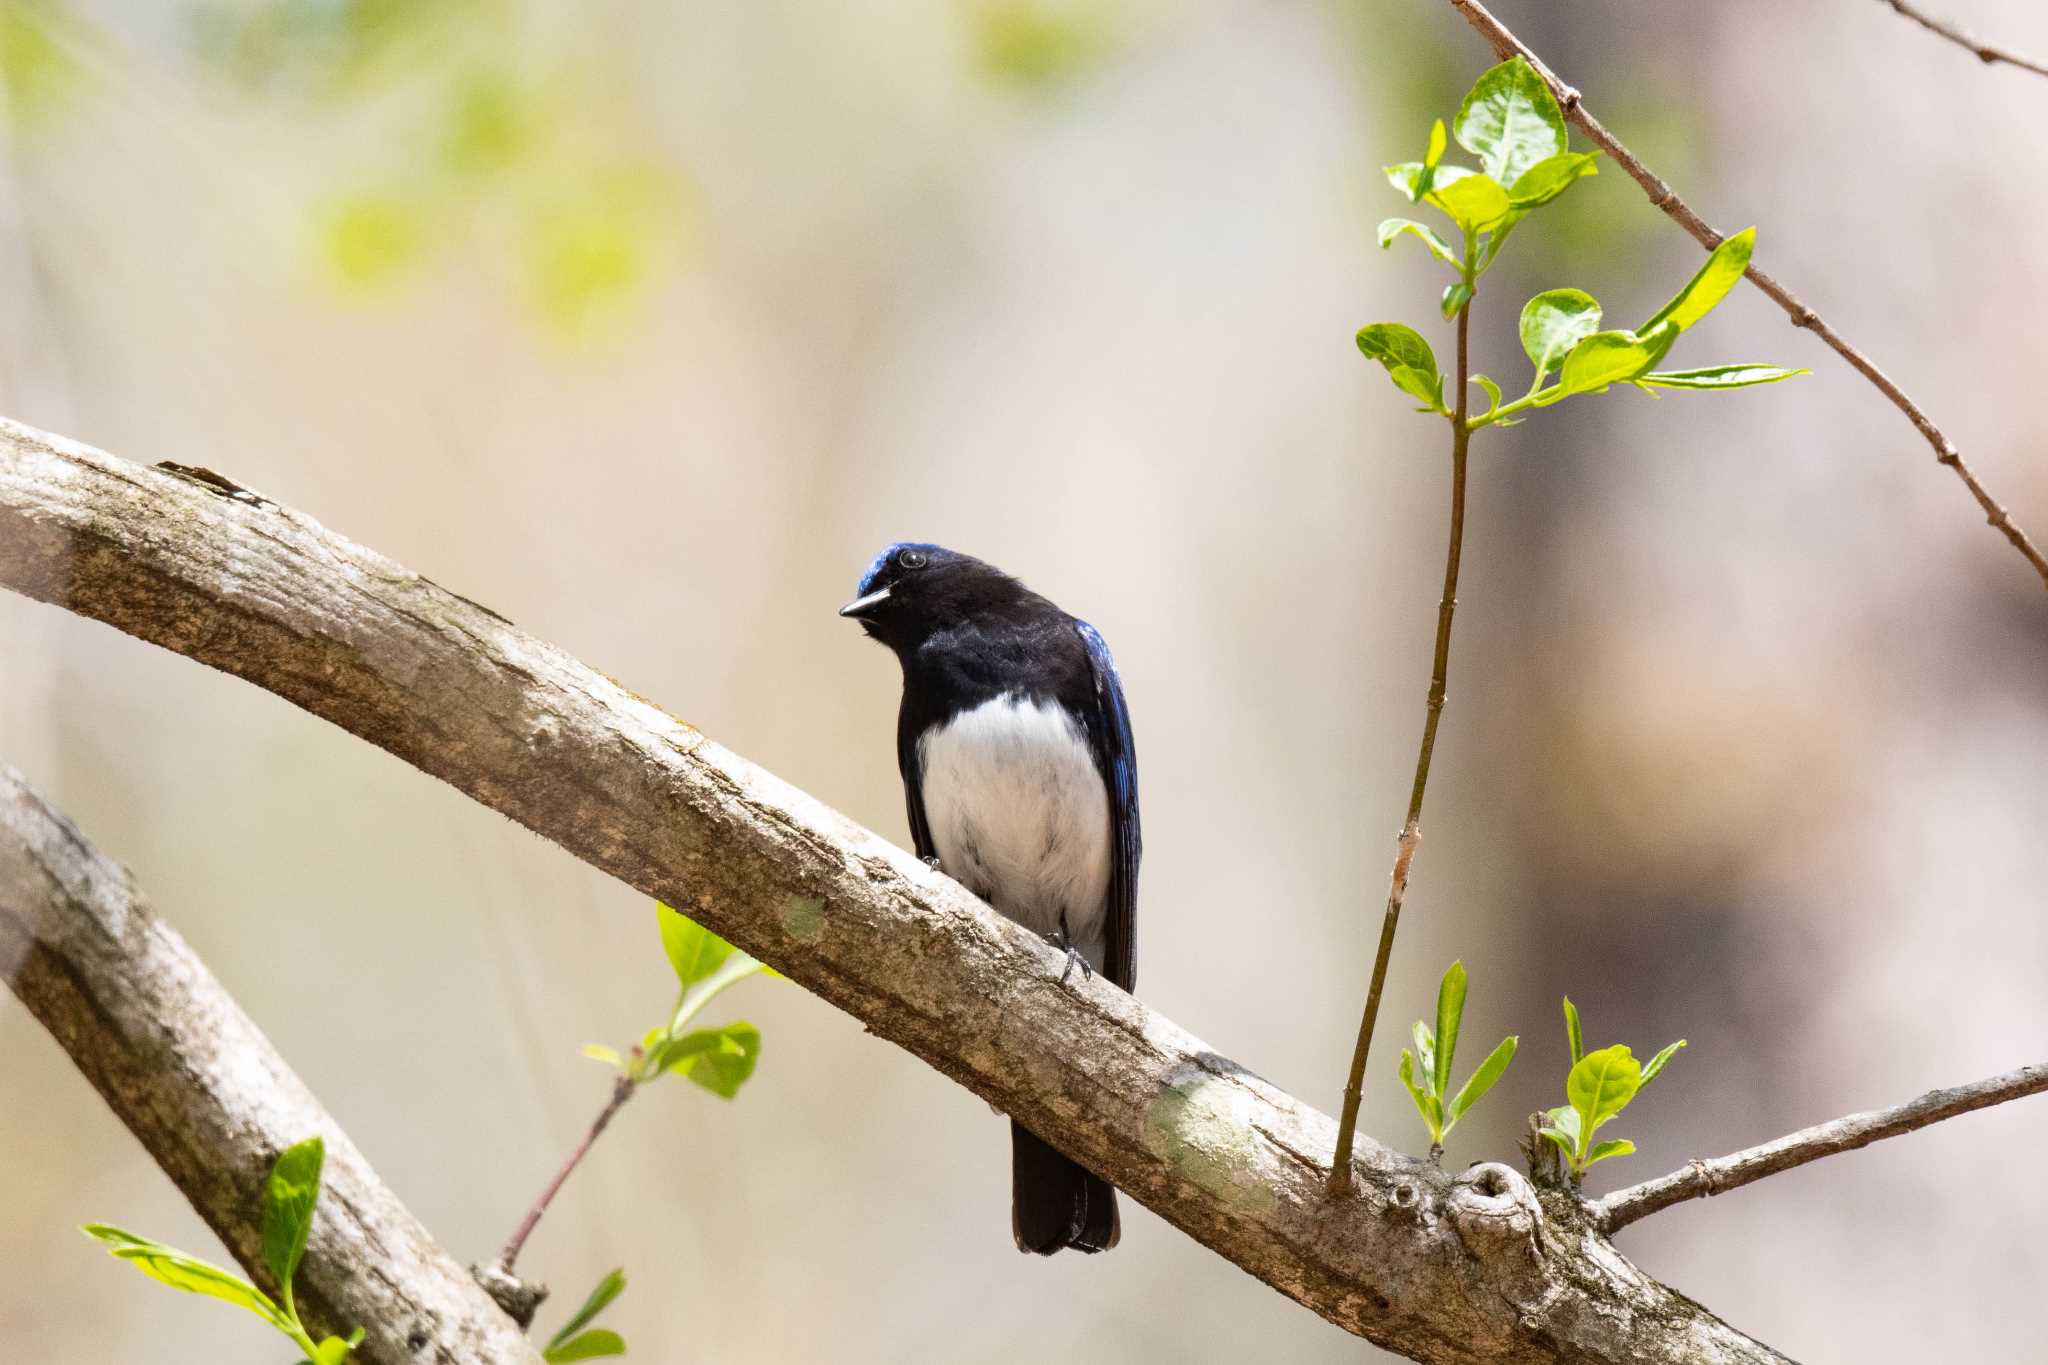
top-left (0, 765), bottom-right (542, 1365)
top-left (1444, 0), bottom-right (2048, 592)
top-left (0, 415), bottom-right (1791, 1364)
top-left (1595, 1061), bottom-right (2048, 1233)
top-left (1879, 0), bottom-right (2048, 80)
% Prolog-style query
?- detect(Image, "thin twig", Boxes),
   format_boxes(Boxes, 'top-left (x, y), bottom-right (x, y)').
top-left (1330, 284), bottom-right (1476, 1194)
top-left (496, 1075), bottom-right (639, 1276)
top-left (1444, 0), bottom-right (2048, 592)
top-left (1595, 1062), bottom-right (2048, 1233)
top-left (1879, 0), bottom-right (2048, 79)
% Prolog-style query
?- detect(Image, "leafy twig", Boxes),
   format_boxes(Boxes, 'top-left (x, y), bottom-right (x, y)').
top-left (1879, 0), bottom-right (2048, 80)
top-left (1443, 0), bottom-right (2048, 592)
top-left (494, 905), bottom-right (767, 1282)
top-left (1595, 1061), bottom-right (2048, 1232)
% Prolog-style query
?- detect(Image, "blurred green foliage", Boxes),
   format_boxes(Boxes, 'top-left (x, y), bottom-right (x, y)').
top-left (194, 0), bottom-right (680, 342)
top-left (970, 0), bottom-right (1111, 91)
top-left (0, 0), bottom-right (81, 131)
top-left (317, 191), bottom-right (426, 291)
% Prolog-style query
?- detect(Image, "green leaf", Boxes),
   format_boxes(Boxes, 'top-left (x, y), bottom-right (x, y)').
top-left (1432, 961), bottom-right (1466, 1100)
top-left (262, 1137), bottom-right (324, 1297)
top-left (1386, 160), bottom-right (1473, 203)
top-left (1471, 374), bottom-right (1503, 420)
top-left (1568, 1045), bottom-right (1642, 1140)
top-left (581, 1043), bottom-right (625, 1069)
top-left (1378, 217), bottom-right (1458, 267)
top-left (1440, 281), bottom-right (1473, 319)
top-left (1448, 1035), bottom-right (1518, 1123)
top-left (1633, 365), bottom-right (1807, 390)
top-left (546, 1268), bottom-right (627, 1353)
top-left (657, 901), bottom-right (733, 987)
top-left (1544, 1104), bottom-right (1582, 1149)
top-left (1427, 173), bottom-right (1510, 234)
top-left (1397, 1048), bottom-right (1439, 1141)
top-left (1553, 323), bottom-right (1676, 399)
top-left (664, 1022), bottom-right (762, 1098)
top-left (1414, 118), bottom-right (1449, 199)
top-left (1507, 151), bottom-right (1599, 208)
top-left (546, 1329), bottom-right (628, 1362)
top-left (1640, 1039), bottom-right (1688, 1086)
top-left (1562, 997), bottom-right (1584, 1067)
top-left (1642, 226), bottom-right (1755, 335)
top-left (80, 1226), bottom-right (286, 1328)
top-left (1585, 1138), bottom-right (1636, 1166)
top-left (1410, 1020), bottom-right (1436, 1087)
top-left (1356, 323), bottom-right (1444, 412)
top-left (1390, 366), bottom-right (1443, 409)
top-left (1535, 1125), bottom-right (1577, 1158)
top-left (311, 1335), bottom-right (356, 1365)
top-left (1518, 289), bottom-right (1602, 379)
top-left (1454, 57), bottom-right (1567, 187)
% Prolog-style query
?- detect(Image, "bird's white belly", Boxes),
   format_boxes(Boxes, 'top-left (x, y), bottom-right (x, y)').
top-left (918, 694), bottom-right (1111, 958)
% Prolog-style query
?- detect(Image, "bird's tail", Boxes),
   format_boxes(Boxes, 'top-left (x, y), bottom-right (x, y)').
top-left (1010, 1121), bottom-right (1119, 1255)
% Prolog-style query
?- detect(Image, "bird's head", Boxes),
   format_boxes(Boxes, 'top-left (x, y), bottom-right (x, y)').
top-left (839, 542), bottom-right (1031, 650)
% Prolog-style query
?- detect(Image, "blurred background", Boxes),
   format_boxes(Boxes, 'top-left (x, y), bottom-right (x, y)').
top-left (3, 0), bottom-right (2046, 1360)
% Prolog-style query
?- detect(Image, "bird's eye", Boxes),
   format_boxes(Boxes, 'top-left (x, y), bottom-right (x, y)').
top-left (898, 549), bottom-right (929, 570)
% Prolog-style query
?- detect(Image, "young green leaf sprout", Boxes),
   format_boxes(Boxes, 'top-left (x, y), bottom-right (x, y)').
top-left (1396, 961), bottom-right (1519, 1161)
top-left (580, 901), bottom-right (771, 1096)
top-left (82, 1137), bottom-right (365, 1365)
top-left (542, 1267), bottom-right (628, 1363)
top-left (1537, 997), bottom-right (1687, 1181)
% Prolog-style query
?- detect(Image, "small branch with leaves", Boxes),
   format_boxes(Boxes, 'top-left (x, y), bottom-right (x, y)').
top-left (489, 901), bottom-right (775, 1345)
top-left (1442, 0), bottom-right (2048, 591)
top-left (1327, 55), bottom-right (1800, 1195)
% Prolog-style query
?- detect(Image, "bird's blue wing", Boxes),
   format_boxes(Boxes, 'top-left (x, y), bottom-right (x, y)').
top-left (1076, 621), bottom-right (1140, 990)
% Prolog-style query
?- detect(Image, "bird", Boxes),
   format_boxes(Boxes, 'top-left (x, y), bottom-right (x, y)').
top-left (840, 541), bottom-right (1140, 1255)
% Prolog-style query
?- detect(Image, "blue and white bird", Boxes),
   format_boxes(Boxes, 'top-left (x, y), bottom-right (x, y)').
top-left (840, 542), bottom-right (1140, 1255)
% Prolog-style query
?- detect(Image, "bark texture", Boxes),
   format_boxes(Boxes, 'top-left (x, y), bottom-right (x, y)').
top-left (0, 765), bottom-right (542, 1365)
top-left (0, 416), bottom-right (1791, 1364)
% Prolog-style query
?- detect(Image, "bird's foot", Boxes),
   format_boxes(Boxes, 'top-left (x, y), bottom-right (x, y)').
top-left (921, 854), bottom-right (943, 872)
top-left (1045, 928), bottom-right (1093, 986)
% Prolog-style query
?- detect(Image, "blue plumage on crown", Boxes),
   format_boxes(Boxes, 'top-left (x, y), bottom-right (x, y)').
top-left (857, 541), bottom-right (942, 594)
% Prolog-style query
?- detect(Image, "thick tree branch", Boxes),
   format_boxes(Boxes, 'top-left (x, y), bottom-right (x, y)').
top-left (1596, 1062), bottom-right (2048, 1233)
top-left (1444, 0), bottom-right (2048, 592)
top-left (0, 765), bottom-right (541, 1365)
top-left (1879, 0), bottom-right (2048, 80)
top-left (0, 416), bottom-right (1791, 1363)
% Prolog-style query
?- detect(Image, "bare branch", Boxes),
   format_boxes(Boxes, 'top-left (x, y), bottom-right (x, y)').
top-left (0, 765), bottom-right (542, 1365)
top-left (0, 416), bottom-right (1793, 1364)
top-left (494, 1075), bottom-right (638, 1282)
top-left (1596, 1062), bottom-right (2048, 1233)
top-left (1879, 0), bottom-right (2048, 80)
top-left (1444, 0), bottom-right (2048, 592)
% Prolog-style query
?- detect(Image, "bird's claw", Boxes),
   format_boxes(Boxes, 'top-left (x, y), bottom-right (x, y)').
top-left (921, 855), bottom-right (943, 872)
top-left (1046, 928), bottom-right (1093, 986)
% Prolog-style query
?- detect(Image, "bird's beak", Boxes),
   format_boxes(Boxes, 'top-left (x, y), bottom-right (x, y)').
top-left (838, 586), bottom-right (891, 619)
